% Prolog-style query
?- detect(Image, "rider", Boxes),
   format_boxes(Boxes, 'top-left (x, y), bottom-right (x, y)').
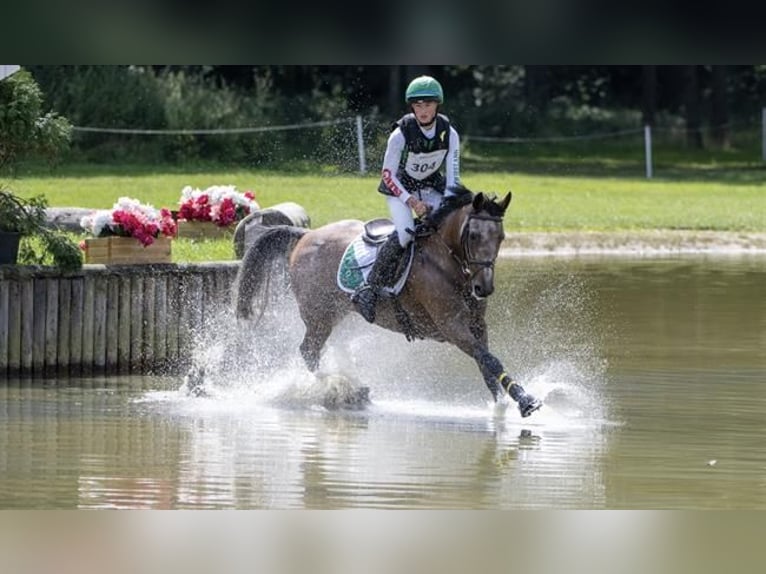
top-left (353, 75), bottom-right (463, 323)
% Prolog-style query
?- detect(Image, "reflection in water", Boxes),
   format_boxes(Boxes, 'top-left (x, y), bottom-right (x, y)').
top-left (0, 254), bottom-right (764, 508)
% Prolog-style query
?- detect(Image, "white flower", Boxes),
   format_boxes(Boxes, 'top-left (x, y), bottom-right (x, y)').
top-left (80, 209), bottom-right (114, 236)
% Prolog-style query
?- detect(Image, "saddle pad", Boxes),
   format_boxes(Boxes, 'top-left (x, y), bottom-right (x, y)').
top-left (337, 234), bottom-right (414, 295)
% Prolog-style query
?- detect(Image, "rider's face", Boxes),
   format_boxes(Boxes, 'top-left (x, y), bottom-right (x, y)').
top-left (411, 100), bottom-right (438, 126)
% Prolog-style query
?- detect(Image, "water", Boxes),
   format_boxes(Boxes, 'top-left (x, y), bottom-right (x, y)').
top-left (0, 254), bottom-right (764, 508)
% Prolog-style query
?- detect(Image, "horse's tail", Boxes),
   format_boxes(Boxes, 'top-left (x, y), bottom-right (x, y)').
top-left (234, 225), bottom-right (308, 321)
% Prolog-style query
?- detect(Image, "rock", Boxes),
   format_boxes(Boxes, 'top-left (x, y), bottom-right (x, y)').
top-left (233, 202), bottom-right (310, 258)
top-left (45, 207), bottom-right (94, 232)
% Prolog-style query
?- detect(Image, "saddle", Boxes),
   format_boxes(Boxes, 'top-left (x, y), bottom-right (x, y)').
top-left (361, 218), bottom-right (396, 245)
top-left (336, 219), bottom-right (414, 295)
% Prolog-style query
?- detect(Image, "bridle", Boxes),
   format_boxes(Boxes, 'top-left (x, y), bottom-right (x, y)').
top-left (430, 210), bottom-right (504, 280)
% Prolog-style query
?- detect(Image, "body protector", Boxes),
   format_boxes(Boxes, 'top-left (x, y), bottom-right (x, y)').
top-left (378, 113), bottom-right (451, 197)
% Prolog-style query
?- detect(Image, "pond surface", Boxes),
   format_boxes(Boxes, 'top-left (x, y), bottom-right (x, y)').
top-left (1, 254), bottom-right (764, 509)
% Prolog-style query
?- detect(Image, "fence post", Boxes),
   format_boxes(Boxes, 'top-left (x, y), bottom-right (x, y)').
top-left (762, 108), bottom-right (766, 162)
top-left (356, 115), bottom-right (367, 174)
top-left (644, 125), bottom-right (653, 179)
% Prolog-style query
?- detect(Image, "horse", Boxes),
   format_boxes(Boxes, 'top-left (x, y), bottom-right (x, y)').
top-left (232, 188), bottom-right (542, 417)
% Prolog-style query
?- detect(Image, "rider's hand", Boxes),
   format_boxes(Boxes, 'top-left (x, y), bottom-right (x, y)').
top-left (406, 197), bottom-right (429, 218)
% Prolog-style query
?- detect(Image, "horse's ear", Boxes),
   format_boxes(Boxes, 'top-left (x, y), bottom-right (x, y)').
top-left (499, 191), bottom-right (512, 213)
top-left (472, 192), bottom-right (485, 211)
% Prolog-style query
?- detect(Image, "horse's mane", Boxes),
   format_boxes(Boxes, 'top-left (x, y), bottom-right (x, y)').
top-left (426, 186), bottom-right (473, 228)
top-left (427, 185), bottom-right (505, 228)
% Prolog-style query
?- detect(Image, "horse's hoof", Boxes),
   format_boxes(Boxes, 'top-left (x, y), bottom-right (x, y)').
top-left (351, 386), bottom-right (371, 409)
top-left (518, 394), bottom-right (542, 418)
top-left (319, 383), bottom-right (371, 410)
top-left (183, 366), bottom-right (207, 398)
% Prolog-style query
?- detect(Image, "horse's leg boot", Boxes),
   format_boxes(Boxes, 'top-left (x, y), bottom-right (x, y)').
top-left (508, 382), bottom-right (543, 417)
top-left (353, 234), bottom-right (404, 323)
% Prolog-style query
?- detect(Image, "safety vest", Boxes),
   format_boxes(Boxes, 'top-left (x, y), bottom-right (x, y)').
top-left (379, 113), bottom-right (451, 196)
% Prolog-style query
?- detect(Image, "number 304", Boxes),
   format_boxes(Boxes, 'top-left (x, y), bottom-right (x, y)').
top-left (412, 161), bottom-right (436, 173)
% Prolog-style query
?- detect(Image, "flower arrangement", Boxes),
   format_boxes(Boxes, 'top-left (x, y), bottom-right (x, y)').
top-left (178, 184), bottom-right (259, 227)
top-left (80, 197), bottom-right (177, 247)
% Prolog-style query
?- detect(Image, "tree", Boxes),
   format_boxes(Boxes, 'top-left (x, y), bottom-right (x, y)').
top-left (683, 65), bottom-right (704, 149)
top-left (0, 68), bottom-right (72, 172)
top-left (641, 65), bottom-right (657, 126)
top-left (525, 65), bottom-right (550, 114)
top-left (710, 65), bottom-right (730, 149)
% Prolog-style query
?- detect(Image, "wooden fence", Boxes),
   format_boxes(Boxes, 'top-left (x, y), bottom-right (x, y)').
top-left (0, 262), bottom-right (240, 378)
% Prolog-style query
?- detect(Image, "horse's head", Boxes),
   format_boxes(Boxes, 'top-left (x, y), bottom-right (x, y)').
top-left (440, 190), bottom-right (511, 299)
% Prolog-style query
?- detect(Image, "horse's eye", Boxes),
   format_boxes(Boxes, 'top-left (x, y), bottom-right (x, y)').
top-left (469, 231), bottom-right (479, 241)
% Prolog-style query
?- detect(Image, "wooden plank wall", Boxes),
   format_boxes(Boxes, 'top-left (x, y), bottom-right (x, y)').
top-left (0, 262), bottom-right (241, 378)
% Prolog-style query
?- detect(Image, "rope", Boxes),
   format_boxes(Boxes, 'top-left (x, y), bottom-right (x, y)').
top-left (466, 128), bottom-right (644, 144)
top-left (71, 117), bottom-right (354, 136)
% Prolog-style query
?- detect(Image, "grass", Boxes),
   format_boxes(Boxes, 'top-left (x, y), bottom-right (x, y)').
top-left (4, 145), bottom-right (765, 262)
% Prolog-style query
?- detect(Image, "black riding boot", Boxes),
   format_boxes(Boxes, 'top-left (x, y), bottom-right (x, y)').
top-left (353, 234), bottom-right (405, 323)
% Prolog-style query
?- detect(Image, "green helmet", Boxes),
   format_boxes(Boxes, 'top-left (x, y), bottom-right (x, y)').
top-left (405, 75), bottom-right (444, 104)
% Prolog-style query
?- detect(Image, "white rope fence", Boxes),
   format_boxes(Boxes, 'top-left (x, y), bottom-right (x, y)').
top-left (465, 127), bottom-right (645, 143)
top-left (71, 117), bottom-right (354, 135)
top-left (71, 110), bottom-right (766, 179)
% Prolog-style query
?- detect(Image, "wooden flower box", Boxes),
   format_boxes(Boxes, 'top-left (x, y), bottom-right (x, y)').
top-left (176, 220), bottom-right (234, 240)
top-left (83, 236), bottom-right (172, 265)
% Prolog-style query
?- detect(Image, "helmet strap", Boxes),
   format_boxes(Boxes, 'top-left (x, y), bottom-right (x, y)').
top-left (417, 117), bottom-right (436, 128)
top-left (411, 103), bottom-right (438, 128)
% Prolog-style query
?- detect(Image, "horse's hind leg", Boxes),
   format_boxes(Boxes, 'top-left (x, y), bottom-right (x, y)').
top-left (299, 319), bottom-right (332, 372)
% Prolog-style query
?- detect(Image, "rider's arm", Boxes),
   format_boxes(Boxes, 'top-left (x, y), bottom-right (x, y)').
top-left (444, 126), bottom-right (461, 195)
top-left (380, 129), bottom-right (413, 205)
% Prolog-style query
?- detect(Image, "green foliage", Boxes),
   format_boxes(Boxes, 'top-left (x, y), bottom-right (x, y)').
top-left (24, 65), bottom-right (766, 168)
top-left (0, 69), bottom-right (72, 171)
top-left (0, 189), bottom-right (83, 271)
top-left (28, 66), bottom-right (354, 167)
top-left (0, 189), bottom-right (48, 234)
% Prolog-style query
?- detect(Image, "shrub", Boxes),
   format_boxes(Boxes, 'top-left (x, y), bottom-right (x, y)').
top-left (0, 69), bottom-right (72, 171)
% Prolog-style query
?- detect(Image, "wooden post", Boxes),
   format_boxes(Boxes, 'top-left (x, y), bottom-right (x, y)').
top-left (202, 272), bottom-right (216, 329)
top-left (0, 280), bottom-right (8, 376)
top-left (44, 278), bottom-right (59, 377)
top-left (93, 275), bottom-right (108, 373)
top-left (154, 275), bottom-right (168, 371)
top-left (165, 273), bottom-right (180, 370)
top-left (130, 276), bottom-right (144, 373)
top-left (142, 276), bottom-right (156, 373)
top-left (117, 275), bottom-right (131, 374)
top-left (22, 279), bottom-right (35, 374)
top-left (106, 276), bottom-right (120, 373)
top-left (187, 274), bottom-right (204, 368)
top-left (56, 278), bottom-right (71, 377)
top-left (30, 277), bottom-right (48, 376)
top-left (81, 275), bottom-right (95, 375)
top-left (176, 274), bottom-right (191, 371)
top-left (69, 277), bottom-right (84, 376)
top-left (7, 280), bottom-right (21, 374)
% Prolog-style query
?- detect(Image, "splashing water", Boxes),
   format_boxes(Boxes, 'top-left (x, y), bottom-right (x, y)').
top-left (170, 258), bottom-right (613, 428)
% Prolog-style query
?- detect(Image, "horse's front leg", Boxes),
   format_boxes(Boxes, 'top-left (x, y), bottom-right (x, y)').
top-left (435, 308), bottom-right (542, 417)
top-left (465, 294), bottom-right (488, 344)
top-left (474, 348), bottom-right (542, 418)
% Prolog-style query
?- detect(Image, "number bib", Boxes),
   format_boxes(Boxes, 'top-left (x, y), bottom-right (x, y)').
top-left (403, 149), bottom-right (448, 180)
